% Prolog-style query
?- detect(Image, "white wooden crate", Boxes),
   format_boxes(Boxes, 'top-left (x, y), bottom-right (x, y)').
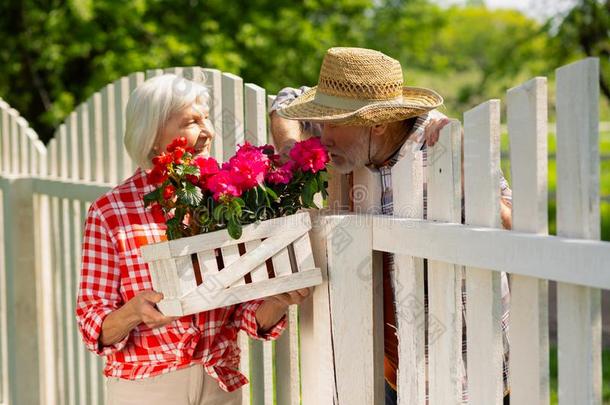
top-left (140, 211), bottom-right (322, 316)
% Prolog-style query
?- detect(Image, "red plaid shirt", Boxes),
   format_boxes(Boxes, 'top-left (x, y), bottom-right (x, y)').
top-left (76, 168), bottom-right (286, 391)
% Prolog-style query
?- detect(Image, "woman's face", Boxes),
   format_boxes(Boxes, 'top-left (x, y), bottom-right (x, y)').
top-left (156, 101), bottom-right (214, 157)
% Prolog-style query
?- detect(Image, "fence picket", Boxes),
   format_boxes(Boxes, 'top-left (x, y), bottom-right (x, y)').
top-left (426, 121), bottom-right (463, 404)
top-left (507, 76), bottom-right (550, 404)
top-left (463, 100), bottom-right (504, 404)
top-left (88, 92), bottom-right (104, 182)
top-left (221, 73), bottom-right (244, 160)
top-left (556, 58), bottom-right (602, 405)
top-left (203, 69), bottom-right (223, 161)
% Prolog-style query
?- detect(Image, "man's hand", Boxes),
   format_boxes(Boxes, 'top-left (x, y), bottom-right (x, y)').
top-left (270, 111), bottom-right (302, 161)
top-left (126, 291), bottom-right (179, 329)
top-left (424, 117), bottom-right (452, 147)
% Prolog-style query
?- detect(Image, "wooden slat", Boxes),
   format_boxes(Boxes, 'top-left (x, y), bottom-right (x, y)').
top-left (556, 58), bottom-right (602, 405)
top-left (300, 211), bottom-right (336, 405)
top-left (222, 244), bottom-right (243, 286)
top-left (101, 85), bottom-right (117, 184)
top-left (221, 73), bottom-right (244, 160)
top-left (249, 339), bottom-right (274, 405)
top-left (113, 77), bottom-right (130, 182)
top-left (36, 189), bottom-right (56, 404)
top-left (244, 240), bottom-right (268, 282)
top-left (61, 198), bottom-right (76, 405)
top-left (71, 200), bottom-right (87, 405)
top-left (0, 100), bottom-right (9, 175)
top-left (88, 92), bottom-right (104, 182)
top-left (126, 73), bottom-right (145, 174)
top-left (175, 256), bottom-right (197, 294)
top-left (77, 103), bottom-right (91, 181)
top-left (391, 146), bottom-right (426, 405)
top-left (371, 213), bottom-right (610, 288)
top-left (196, 250), bottom-right (219, 275)
top-left (507, 76), bottom-right (550, 404)
top-left (202, 69), bottom-right (223, 161)
top-left (8, 109), bottom-right (19, 174)
top-left (245, 83), bottom-right (267, 146)
top-left (276, 305), bottom-right (300, 405)
top-left (463, 100), bottom-right (504, 404)
top-left (0, 184), bottom-right (8, 403)
top-left (66, 112), bottom-right (79, 180)
top-left (271, 247), bottom-right (292, 277)
top-left (49, 195), bottom-right (65, 405)
top-left (426, 121), bottom-right (463, 404)
top-left (326, 215), bottom-right (378, 405)
top-left (17, 117), bottom-right (29, 175)
top-left (180, 269), bottom-right (322, 315)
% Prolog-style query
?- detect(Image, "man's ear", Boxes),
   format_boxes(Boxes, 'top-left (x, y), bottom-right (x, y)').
top-left (371, 123), bottom-right (387, 137)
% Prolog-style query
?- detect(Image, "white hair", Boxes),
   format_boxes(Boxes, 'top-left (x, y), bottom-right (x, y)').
top-left (124, 73), bottom-right (210, 169)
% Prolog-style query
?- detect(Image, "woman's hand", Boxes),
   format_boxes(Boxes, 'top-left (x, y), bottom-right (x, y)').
top-left (255, 288), bottom-right (312, 332)
top-left (99, 290), bottom-right (178, 347)
top-left (127, 291), bottom-right (179, 329)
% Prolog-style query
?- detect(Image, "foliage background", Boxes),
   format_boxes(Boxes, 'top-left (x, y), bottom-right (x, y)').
top-left (0, 0), bottom-right (608, 144)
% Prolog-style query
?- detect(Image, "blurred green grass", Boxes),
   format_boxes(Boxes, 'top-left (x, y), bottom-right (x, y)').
top-left (500, 129), bottom-right (610, 241)
top-left (549, 346), bottom-right (610, 404)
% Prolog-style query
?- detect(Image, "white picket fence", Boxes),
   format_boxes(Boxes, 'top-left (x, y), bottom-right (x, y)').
top-left (0, 57), bottom-right (608, 405)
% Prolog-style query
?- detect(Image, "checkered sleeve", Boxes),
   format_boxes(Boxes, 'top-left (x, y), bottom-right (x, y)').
top-left (75, 205), bottom-right (128, 356)
top-left (234, 299), bottom-right (287, 341)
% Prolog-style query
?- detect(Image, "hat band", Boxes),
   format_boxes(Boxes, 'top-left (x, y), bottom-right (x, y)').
top-left (313, 91), bottom-right (404, 110)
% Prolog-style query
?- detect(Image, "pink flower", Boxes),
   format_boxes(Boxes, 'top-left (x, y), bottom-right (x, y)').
top-left (289, 137), bottom-right (329, 173)
top-left (266, 162), bottom-right (294, 185)
top-left (193, 156), bottom-right (220, 176)
top-left (226, 143), bottom-right (270, 189)
top-left (207, 170), bottom-right (243, 201)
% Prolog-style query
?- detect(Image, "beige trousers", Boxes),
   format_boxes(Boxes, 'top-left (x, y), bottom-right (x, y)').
top-left (106, 365), bottom-right (242, 405)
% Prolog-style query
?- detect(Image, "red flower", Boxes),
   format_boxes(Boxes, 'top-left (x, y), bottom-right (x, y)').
top-left (152, 152), bottom-right (173, 168)
top-left (289, 137), bottom-right (329, 173)
top-left (163, 184), bottom-right (176, 200)
top-left (172, 147), bottom-right (186, 164)
top-left (266, 162), bottom-right (293, 185)
top-left (207, 170), bottom-right (243, 201)
top-left (150, 203), bottom-right (166, 223)
top-left (147, 166), bottom-right (168, 184)
top-left (226, 142), bottom-right (270, 189)
top-left (166, 137), bottom-right (187, 153)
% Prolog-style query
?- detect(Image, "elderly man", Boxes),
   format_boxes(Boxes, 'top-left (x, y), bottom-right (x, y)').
top-left (269, 47), bottom-right (511, 404)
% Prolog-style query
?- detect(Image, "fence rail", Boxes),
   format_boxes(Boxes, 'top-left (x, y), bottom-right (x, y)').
top-left (1, 57), bottom-right (609, 405)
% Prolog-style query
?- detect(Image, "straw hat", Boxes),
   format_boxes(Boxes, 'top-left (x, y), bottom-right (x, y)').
top-left (277, 47), bottom-right (443, 126)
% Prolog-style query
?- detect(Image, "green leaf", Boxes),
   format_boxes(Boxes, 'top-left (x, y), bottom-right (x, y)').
top-left (177, 182), bottom-right (203, 206)
top-left (181, 164), bottom-right (200, 177)
top-left (264, 185), bottom-right (278, 201)
top-left (302, 178), bottom-right (316, 207)
top-left (213, 204), bottom-right (225, 222)
top-left (143, 188), bottom-right (161, 207)
top-left (227, 218), bottom-right (242, 240)
top-left (166, 217), bottom-right (182, 240)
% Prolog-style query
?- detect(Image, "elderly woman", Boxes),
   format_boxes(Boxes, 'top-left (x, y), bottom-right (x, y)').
top-left (76, 74), bottom-right (309, 405)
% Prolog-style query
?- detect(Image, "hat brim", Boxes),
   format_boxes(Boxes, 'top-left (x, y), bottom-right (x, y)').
top-left (277, 86), bottom-right (443, 126)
